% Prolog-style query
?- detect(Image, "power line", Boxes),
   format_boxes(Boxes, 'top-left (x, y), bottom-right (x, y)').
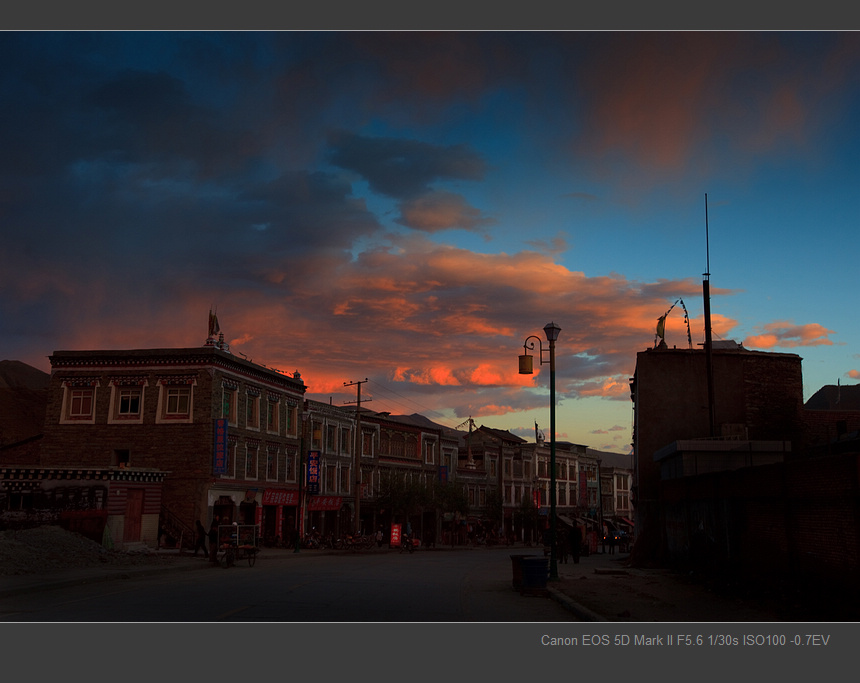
top-left (366, 378), bottom-right (464, 430)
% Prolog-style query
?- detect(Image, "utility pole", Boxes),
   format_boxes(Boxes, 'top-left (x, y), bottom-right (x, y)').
top-left (344, 379), bottom-right (370, 535)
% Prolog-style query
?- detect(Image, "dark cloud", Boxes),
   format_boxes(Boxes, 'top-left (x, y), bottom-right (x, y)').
top-left (326, 131), bottom-right (487, 199)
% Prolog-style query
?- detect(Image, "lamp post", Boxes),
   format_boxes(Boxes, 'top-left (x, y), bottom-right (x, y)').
top-left (295, 408), bottom-right (310, 553)
top-left (519, 321), bottom-right (561, 580)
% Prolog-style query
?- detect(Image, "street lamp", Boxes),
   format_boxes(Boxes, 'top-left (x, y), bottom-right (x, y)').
top-left (519, 321), bottom-right (561, 580)
top-left (295, 408), bottom-right (310, 553)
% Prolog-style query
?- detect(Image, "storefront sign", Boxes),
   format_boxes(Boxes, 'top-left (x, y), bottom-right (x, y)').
top-left (307, 450), bottom-right (320, 495)
top-left (213, 418), bottom-right (229, 474)
top-left (307, 496), bottom-right (342, 511)
top-left (262, 489), bottom-right (298, 506)
top-left (390, 523), bottom-right (402, 547)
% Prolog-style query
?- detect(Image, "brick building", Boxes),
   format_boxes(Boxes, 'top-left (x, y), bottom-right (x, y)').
top-left (38, 341), bottom-right (306, 547)
top-left (630, 340), bottom-right (804, 557)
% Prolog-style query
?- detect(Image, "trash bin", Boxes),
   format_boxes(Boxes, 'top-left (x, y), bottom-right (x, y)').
top-left (520, 556), bottom-right (549, 594)
top-left (510, 554), bottom-right (536, 591)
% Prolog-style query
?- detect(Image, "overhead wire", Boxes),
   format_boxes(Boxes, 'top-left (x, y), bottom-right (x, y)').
top-left (365, 378), bottom-right (464, 430)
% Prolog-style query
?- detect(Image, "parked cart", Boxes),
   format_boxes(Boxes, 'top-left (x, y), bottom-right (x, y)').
top-left (218, 524), bottom-right (259, 567)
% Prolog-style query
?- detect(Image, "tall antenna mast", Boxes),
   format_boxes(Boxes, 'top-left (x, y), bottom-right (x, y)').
top-left (703, 194), bottom-right (716, 437)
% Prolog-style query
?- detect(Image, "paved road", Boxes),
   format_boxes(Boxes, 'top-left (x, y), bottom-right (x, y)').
top-left (0, 547), bottom-right (575, 622)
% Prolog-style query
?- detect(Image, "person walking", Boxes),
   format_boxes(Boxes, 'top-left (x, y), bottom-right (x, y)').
top-left (194, 520), bottom-right (208, 557)
top-left (570, 525), bottom-right (581, 564)
top-left (208, 516), bottom-right (220, 564)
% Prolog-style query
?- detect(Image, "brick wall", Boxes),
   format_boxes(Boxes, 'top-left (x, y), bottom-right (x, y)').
top-left (659, 452), bottom-right (860, 604)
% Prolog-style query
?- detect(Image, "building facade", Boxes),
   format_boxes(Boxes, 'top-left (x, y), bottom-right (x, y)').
top-left (630, 340), bottom-right (804, 558)
top-left (39, 344), bottom-right (306, 547)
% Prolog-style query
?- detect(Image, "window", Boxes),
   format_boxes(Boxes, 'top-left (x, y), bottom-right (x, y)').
top-left (245, 443), bottom-right (258, 479)
top-left (108, 380), bottom-right (147, 424)
top-left (340, 466), bottom-right (350, 494)
top-left (156, 379), bottom-right (194, 423)
top-left (405, 436), bottom-right (418, 458)
top-left (113, 449), bottom-right (130, 467)
top-left (70, 389), bottom-right (94, 418)
top-left (311, 421), bottom-right (322, 450)
top-left (326, 425), bottom-right (337, 453)
top-left (341, 427), bottom-right (351, 455)
top-left (266, 445), bottom-right (277, 480)
top-left (60, 380), bottom-right (99, 424)
top-left (362, 432), bottom-right (373, 457)
top-left (284, 447), bottom-right (296, 482)
top-left (118, 389), bottom-right (141, 416)
top-left (424, 440), bottom-right (436, 465)
top-left (220, 439), bottom-right (237, 478)
top-left (286, 404), bottom-right (296, 436)
top-left (166, 387), bottom-right (190, 414)
top-left (266, 399), bottom-right (279, 433)
top-left (223, 386), bottom-right (238, 425)
top-left (246, 392), bottom-right (260, 429)
top-left (325, 464), bottom-right (337, 493)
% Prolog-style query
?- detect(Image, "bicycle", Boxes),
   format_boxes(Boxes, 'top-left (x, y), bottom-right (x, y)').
top-left (399, 533), bottom-right (415, 554)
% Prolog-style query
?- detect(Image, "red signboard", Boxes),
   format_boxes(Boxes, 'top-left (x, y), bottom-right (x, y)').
top-left (307, 496), bottom-right (342, 511)
top-left (213, 418), bottom-right (229, 474)
top-left (307, 450), bottom-right (321, 495)
top-left (261, 489), bottom-right (298, 506)
top-left (390, 523), bottom-right (402, 547)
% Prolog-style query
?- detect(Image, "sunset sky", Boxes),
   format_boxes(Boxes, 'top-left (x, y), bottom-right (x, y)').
top-left (3, 31), bottom-right (860, 453)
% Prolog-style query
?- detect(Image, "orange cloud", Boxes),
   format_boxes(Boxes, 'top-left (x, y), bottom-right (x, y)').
top-left (744, 322), bottom-right (835, 349)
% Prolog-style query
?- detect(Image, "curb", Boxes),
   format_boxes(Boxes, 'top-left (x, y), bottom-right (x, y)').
top-left (547, 586), bottom-right (608, 622)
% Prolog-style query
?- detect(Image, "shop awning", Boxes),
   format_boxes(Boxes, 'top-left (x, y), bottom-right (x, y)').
top-left (557, 514), bottom-right (578, 528)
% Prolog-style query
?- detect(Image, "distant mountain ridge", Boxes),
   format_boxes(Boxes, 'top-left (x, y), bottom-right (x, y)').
top-left (0, 361), bottom-right (49, 449)
top-left (0, 360), bottom-right (49, 390)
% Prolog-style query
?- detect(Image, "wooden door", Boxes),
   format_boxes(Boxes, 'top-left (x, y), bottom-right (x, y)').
top-left (124, 489), bottom-right (144, 542)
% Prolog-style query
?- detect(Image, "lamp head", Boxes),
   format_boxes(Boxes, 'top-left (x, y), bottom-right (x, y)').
top-left (518, 354), bottom-right (534, 374)
top-left (543, 322), bottom-right (561, 342)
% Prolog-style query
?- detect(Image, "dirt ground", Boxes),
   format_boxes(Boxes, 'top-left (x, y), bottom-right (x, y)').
top-left (0, 526), bottom-right (178, 576)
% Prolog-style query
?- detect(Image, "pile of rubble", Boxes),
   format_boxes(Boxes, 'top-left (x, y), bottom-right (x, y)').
top-left (0, 525), bottom-right (177, 575)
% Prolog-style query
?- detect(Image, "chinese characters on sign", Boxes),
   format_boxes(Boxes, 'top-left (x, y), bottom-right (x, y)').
top-left (307, 450), bottom-right (320, 495)
top-left (213, 418), bottom-right (228, 474)
top-left (390, 523), bottom-right (402, 547)
top-left (261, 490), bottom-right (298, 506)
top-left (306, 496), bottom-right (342, 511)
